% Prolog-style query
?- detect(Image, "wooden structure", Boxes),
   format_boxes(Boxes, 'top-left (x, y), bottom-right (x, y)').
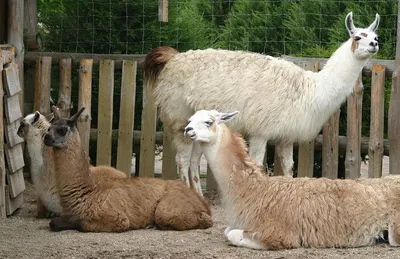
top-left (0, 45), bottom-right (25, 218)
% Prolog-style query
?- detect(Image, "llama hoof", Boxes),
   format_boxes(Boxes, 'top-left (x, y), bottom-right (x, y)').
top-left (224, 226), bottom-right (232, 238)
top-left (227, 229), bottom-right (244, 246)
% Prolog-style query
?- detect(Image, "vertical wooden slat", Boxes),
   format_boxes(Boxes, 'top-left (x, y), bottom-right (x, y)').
top-left (139, 78), bottom-right (157, 177)
top-left (322, 110), bottom-right (340, 179)
top-left (116, 60), bottom-right (136, 176)
top-left (297, 61), bottom-right (318, 178)
top-left (0, 58), bottom-right (6, 218)
top-left (33, 56), bottom-right (51, 115)
top-left (158, 0), bottom-right (168, 22)
top-left (369, 65), bottom-right (386, 178)
top-left (162, 131), bottom-right (177, 180)
top-left (389, 0), bottom-right (400, 175)
top-left (57, 58), bottom-right (72, 117)
top-left (96, 60), bottom-right (114, 166)
top-left (77, 59), bottom-right (93, 154)
top-left (345, 74), bottom-right (363, 179)
top-left (273, 148), bottom-right (284, 176)
top-left (23, 0), bottom-right (39, 50)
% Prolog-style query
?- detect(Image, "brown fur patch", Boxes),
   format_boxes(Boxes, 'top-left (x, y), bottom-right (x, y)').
top-left (143, 46), bottom-right (179, 86)
top-left (351, 39), bottom-right (359, 53)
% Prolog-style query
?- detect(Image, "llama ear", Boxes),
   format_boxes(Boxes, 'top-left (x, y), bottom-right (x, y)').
top-left (345, 12), bottom-right (356, 36)
top-left (33, 111), bottom-right (40, 124)
top-left (52, 105), bottom-right (61, 120)
top-left (218, 111), bottom-right (239, 123)
top-left (367, 13), bottom-right (380, 32)
top-left (68, 107), bottom-right (85, 126)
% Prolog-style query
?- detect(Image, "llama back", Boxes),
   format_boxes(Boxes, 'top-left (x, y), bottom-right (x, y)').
top-left (146, 47), bottom-right (321, 142)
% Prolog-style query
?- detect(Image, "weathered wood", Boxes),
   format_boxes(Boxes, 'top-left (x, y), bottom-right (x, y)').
top-left (96, 60), bottom-right (115, 166)
top-left (4, 94), bottom-right (22, 124)
top-left (0, 0), bottom-right (6, 44)
top-left (25, 52), bottom-right (145, 69)
top-left (322, 110), bottom-right (340, 179)
top-left (297, 61), bottom-right (318, 177)
top-left (6, 169), bottom-right (25, 198)
top-left (161, 130), bottom-right (177, 180)
top-left (369, 65), bottom-right (386, 178)
top-left (3, 64), bottom-right (21, 96)
top-left (57, 58), bottom-right (72, 117)
top-left (273, 148), bottom-right (284, 176)
top-left (158, 0), bottom-right (169, 22)
top-left (23, 0), bottom-right (39, 50)
top-left (4, 143), bottom-right (24, 173)
top-left (389, 1), bottom-right (400, 175)
top-left (77, 59), bottom-right (93, 154)
top-left (345, 74), bottom-right (363, 179)
top-left (139, 75), bottom-right (157, 177)
top-left (0, 58), bottom-right (6, 218)
top-left (23, 62), bottom-right (35, 114)
top-left (7, 0), bottom-right (24, 111)
top-left (5, 185), bottom-right (23, 216)
top-left (116, 60), bottom-right (136, 176)
top-left (33, 56), bottom-right (52, 115)
top-left (4, 119), bottom-right (23, 147)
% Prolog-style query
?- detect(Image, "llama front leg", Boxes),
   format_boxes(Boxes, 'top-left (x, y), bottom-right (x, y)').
top-left (226, 229), bottom-right (267, 250)
top-left (249, 137), bottom-right (267, 169)
top-left (275, 142), bottom-right (294, 177)
top-left (189, 142), bottom-right (203, 195)
top-left (49, 215), bottom-right (80, 231)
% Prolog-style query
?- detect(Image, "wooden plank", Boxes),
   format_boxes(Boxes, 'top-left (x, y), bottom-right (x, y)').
top-left (4, 119), bottom-right (23, 147)
top-left (4, 94), bottom-right (22, 124)
top-left (139, 73), bottom-right (157, 177)
top-left (116, 60), bottom-right (136, 176)
top-left (345, 74), bottom-right (363, 179)
top-left (96, 59), bottom-right (115, 166)
top-left (57, 58), bottom-right (72, 117)
top-left (297, 61), bottom-right (318, 178)
top-left (161, 130), bottom-right (177, 180)
top-left (33, 56), bottom-right (52, 115)
top-left (389, 1), bottom-right (400, 175)
top-left (3, 64), bottom-right (21, 96)
top-left (4, 143), bottom-right (24, 173)
top-left (322, 110), bottom-right (340, 179)
top-left (158, 0), bottom-right (169, 22)
top-left (273, 148), bottom-right (284, 176)
top-left (77, 59), bottom-right (93, 154)
top-left (6, 169), bottom-right (25, 198)
top-left (23, 62), bottom-right (35, 114)
top-left (5, 185), bottom-right (23, 216)
top-left (0, 0), bottom-right (6, 44)
top-left (24, 0), bottom-right (40, 50)
top-left (369, 65), bottom-right (386, 178)
top-left (0, 58), bottom-right (6, 218)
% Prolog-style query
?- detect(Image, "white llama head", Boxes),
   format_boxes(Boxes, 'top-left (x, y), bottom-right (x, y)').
top-left (184, 110), bottom-right (239, 143)
top-left (345, 12), bottom-right (380, 60)
top-left (17, 111), bottom-right (53, 138)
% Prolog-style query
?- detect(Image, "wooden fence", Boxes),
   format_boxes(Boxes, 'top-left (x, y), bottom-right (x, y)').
top-left (22, 52), bottom-right (395, 187)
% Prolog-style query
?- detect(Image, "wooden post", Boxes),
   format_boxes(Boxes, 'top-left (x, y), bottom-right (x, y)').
top-left (273, 148), bottom-right (284, 176)
top-left (33, 56), bottom-right (52, 115)
top-left (57, 58), bottom-right (72, 117)
top-left (322, 110), bottom-right (340, 179)
top-left (369, 65), bottom-right (386, 178)
top-left (96, 60), bottom-right (115, 166)
top-left (297, 61), bottom-right (318, 178)
top-left (162, 131), bottom-right (177, 180)
top-left (139, 78), bottom-right (157, 177)
top-left (0, 58), bottom-right (6, 218)
top-left (7, 0), bottom-right (24, 112)
top-left (345, 74), bottom-right (363, 179)
top-left (77, 59), bottom-right (93, 154)
top-left (389, 0), bottom-right (400, 175)
top-left (116, 60), bottom-right (136, 176)
top-left (0, 0), bottom-right (6, 44)
top-left (24, 0), bottom-right (39, 50)
top-left (158, 0), bottom-right (168, 22)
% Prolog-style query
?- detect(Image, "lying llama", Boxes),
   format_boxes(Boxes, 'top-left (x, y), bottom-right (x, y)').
top-left (43, 106), bottom-right (212, 232)
top-left (184, 109), bottom-right (400, 249)
top-left (143, 12), bottom-right (380, 193)
top-left (17, 111), bottom-right (127, 218)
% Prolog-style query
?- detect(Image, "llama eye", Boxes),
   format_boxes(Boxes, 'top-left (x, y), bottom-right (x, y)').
top-left (205, 120), bottom-right (213, 126)
top-left (375, 37), bottom-right (379, 42)
top-left (354, 36), bottom-right (362, 41)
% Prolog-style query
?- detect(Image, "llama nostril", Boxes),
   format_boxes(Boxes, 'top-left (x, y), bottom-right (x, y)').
top-left (185, 127), bottom-right (193, 133)
top-left (370, 42), bottom-right (378, 47)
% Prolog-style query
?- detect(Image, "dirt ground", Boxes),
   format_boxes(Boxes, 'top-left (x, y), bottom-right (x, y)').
top-left (1, 181), bottom-right (400, 259)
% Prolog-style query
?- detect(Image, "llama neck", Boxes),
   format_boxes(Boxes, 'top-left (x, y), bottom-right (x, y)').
top-left (313, 39), bottom-right (368, 114)
top-left (26, 130), bottom-right (47, 183)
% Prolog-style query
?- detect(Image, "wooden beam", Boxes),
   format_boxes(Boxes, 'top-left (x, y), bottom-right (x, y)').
top-left (24, 0), bottom-right (39, 50)
top-left (0, 0), bottom-right (6, 44)
top-left (322, 110), bottom-right (340, 179)
top-left (33, 56), bottom-right (52, 115)
top-left (57, 58), bottom-right (72, 117)
top-left (158, 0), bottom-right (168, 23)
top-left (0, 58), bottom-right (6, 218)
top-left (161, 130), bottom-right (177, 180)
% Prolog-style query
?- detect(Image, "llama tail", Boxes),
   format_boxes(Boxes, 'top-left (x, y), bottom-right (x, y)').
top-left (142, 46), bottom-right (179, 87)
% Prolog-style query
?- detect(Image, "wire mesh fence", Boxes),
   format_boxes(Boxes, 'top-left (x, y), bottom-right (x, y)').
top-left (37, 0), bottom-right (398, 59)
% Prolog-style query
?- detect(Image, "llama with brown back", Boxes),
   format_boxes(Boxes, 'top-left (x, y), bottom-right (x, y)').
top-left (18, 111), bottom-right (127, 218)
top-left (185, 109), bottom-right (400, 249)
top-left (43, 106), bottom-right (212, 232)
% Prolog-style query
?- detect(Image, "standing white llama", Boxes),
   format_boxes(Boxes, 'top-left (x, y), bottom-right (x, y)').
top-left (143, 12), bottom-right (380, 194)
top-left (184, 109), bottom-right (400, 249)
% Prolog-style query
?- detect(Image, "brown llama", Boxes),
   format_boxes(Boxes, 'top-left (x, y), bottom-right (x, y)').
top-left (43, 106), bottom-right (212, 232)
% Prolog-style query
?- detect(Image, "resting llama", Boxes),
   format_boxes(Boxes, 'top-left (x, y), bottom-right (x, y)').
top-left (43, 106), bottom-right (212, 232)
top-left (143, 12), bottom-right (380, 194)
top-left (17, 111), bottom-right (127, 218)
top-left (185, 109), bottom-right (400, 249)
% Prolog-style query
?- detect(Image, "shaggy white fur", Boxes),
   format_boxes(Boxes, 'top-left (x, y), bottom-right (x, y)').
top-left (143, 12), bottom-right (380, 194)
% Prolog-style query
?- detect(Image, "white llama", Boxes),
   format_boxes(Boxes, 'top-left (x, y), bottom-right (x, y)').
top-left (184, 109), bottom-right (400, 249)
top-left (142, 12), bottom-right (380, 194)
